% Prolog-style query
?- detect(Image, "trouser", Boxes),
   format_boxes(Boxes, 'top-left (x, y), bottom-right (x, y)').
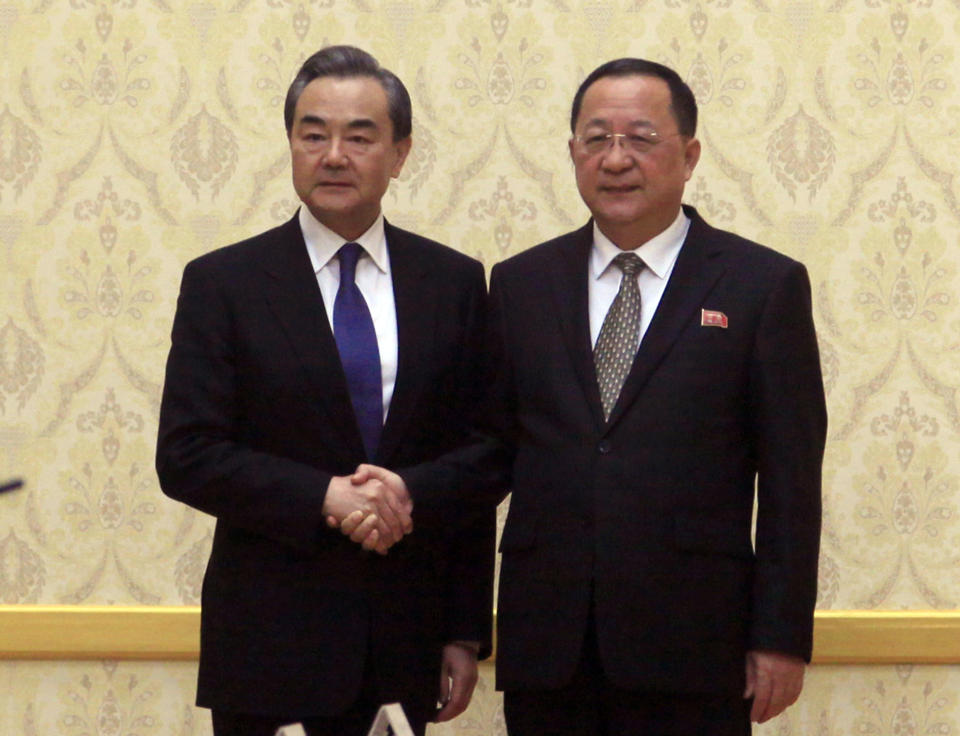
top-left (503, 611), bottom-right (751, 736)
top-left (211, 651), bottom-right (433, 736)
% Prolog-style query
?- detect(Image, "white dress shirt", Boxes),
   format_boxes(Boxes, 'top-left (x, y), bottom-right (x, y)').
top-left (299, 207), bottom-right (398, 423)
top-left (588, 209), bottom-right (691, 348)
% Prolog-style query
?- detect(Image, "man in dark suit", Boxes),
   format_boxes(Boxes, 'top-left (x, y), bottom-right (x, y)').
top-left (356, 57), bottom-right (826, 734)
top-left (489, 58), bottom-right (826, 735)
top-left (156, 46), bottom-right (493, 736)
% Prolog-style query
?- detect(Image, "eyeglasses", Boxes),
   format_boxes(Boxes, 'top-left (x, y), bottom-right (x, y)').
top-left (572, 129), bottom-right (682, 156)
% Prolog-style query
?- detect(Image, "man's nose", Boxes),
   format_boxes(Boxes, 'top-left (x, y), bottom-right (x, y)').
top-left (601, 138), bottom-right (634, 172)
top-left (322, 138), bottom-right (348, 166)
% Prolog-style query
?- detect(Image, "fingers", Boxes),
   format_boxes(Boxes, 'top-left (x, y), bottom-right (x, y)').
top-left (346, 514), bottom-right (382, 551)
top-left (435, 672), bottom-right (459, 722)
top-left (350, 465), bottom-right (412, 541)
top-left (355, 464), bottom-right (410, 503)
top-left (435, 691), bottom-right (458, 721)
top-left (436, 645), bottom-right (478, 723)
top-left (339, 511), bottom-right (398, 555)
top-left (350, 465), bottom-right (371, 485)
top-left (327, 466), bottom-right (414, 553)
top-left (746, 651), bottom-right (805, 724)
top-left (438, 658), bottom-right (452, 709)
top-left (760, 672), bottom-right (801, 723)
top-left (370, 493), bottom-right (405, 543)
top-left (749, 669), bottom-right (772, 723)
top-left (436, 670), bottom-right (475, 721)
top-left (381, 487), bottom-right (413, 535)
top-left (361, 528), bottom-right (381, 552)
top-left (743, 651), bottom-right (756, 699)
top-left (445, 667), bottom-right (476, 721)
top-left (340, 510), bottom-right (365, 536)
top-left (764, 677), bottom-right (788, 723)
top-left (352, 463), bottom-right (379, 486)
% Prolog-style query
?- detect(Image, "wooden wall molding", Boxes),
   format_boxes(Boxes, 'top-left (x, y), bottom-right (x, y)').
top-left (2, 607), bottom-right (960, 663)
top-left (0, 606), bottom-right (201, 661)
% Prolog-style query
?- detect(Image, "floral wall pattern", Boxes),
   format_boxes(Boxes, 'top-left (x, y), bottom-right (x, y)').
top-left (1, 0), bottom-right (959, 734)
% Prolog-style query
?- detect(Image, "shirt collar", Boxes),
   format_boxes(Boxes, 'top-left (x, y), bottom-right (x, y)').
top-left (299, 207), bottom-right (389, 274)
top-left (590, 209), bottom-right (690, 281)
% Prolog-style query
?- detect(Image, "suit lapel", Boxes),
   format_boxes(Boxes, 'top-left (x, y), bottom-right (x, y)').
top-left (376, 222), bottom-right (435, 465)
top-left (604, 207), bottom-right (727, 430)
top-left (262, 214), bottom-right (366, 457)
top-left (546, 223), bottom-right (608, 431)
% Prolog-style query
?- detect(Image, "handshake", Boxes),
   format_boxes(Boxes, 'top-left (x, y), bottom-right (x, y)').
top-left (322, 464), bottom-right (413, 555)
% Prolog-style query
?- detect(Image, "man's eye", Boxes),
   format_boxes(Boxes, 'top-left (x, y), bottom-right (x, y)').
top-left (630, 135), bottom-right (655, 146)
top-left (585, 134), bottom-right (608, 145)
top-left (349, 136), bottom-right (372, 145)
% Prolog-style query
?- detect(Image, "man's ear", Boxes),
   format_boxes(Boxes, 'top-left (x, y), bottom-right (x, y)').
top-left (683, 137), bottom-right (701, 181)
top-left (390, 136), bottom-right (413, 178)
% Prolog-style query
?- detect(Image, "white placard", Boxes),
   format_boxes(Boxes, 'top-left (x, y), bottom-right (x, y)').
top-left (270, 703), bottom-right (413, 736)
top-left (367, 702), bottom-right (415, 736)
top-left (274, 724), bottom-right (306, 736)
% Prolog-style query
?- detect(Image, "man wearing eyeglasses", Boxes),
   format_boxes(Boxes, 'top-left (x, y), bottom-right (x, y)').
top-left (156, 45), bottom-right (494, 736)
top-left (475, 57), bottom-right (827, 735)
top-left (343, 57), bottom-right (827, 734)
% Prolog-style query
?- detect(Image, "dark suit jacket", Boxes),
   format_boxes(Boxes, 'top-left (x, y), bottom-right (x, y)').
top-left (155, 213), bottom-right (494, 718)
top-left (485, 205), bottom-right (826, 696)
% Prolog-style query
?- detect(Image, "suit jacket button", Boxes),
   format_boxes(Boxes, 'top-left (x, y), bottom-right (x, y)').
top-left (597, 440), bottom-right (611, 454)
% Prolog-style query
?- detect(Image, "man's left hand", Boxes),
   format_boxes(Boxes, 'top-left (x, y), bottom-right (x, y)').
top-left (435, 643), bottom-right (479, 722)
top-left (744, 649), bottom-right (805, 723)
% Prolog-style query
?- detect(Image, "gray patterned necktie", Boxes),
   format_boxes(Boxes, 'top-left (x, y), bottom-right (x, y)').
top-left (594, 252), bottom-right (644, 421)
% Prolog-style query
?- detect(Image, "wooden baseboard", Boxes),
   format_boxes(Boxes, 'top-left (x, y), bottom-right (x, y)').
top-left (1, 607), bottom-right (959, 663)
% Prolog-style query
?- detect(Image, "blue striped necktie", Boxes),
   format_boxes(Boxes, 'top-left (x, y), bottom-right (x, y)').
top-left (333, 242), bottom-right (382, 459)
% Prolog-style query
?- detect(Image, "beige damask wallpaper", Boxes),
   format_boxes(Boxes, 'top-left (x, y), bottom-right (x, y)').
top-left (1, 0), bottom-right (959, 734)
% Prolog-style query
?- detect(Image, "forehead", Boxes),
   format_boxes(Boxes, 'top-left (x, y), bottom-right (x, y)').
top-left (577, 74), bottom-right (673, 128)
top-left (294, 75), bottom-right (391, 127)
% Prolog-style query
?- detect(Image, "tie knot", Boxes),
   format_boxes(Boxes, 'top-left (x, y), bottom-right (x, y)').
top-left (338, 242), bottom-right (363, 283)
top-left (613, 252), bottom-right (644, 277)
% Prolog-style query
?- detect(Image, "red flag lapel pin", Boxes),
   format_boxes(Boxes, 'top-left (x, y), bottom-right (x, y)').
top-left (701, 309), bottom-right (728, 328)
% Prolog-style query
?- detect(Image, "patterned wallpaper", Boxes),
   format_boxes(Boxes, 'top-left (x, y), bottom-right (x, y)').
top-left (1, 0), bottom-right (959, 734)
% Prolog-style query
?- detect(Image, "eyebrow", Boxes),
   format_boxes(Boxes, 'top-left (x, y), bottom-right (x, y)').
top-left (581, 117), bottom-right (656, 129)
top-left (297, 114), bottom-right (379, 131)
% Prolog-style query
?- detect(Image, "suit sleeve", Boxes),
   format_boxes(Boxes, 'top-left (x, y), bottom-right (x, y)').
top-left (430, 260), bottom-right (500, 657)
top-left (399, 261), bottom-right (516, 516)
top-left (748, 260), bottom-right (827, 661)
top-left (441, 504), bottom-right (497, 659)
top-left (156, 259), bottom-right (334, 553)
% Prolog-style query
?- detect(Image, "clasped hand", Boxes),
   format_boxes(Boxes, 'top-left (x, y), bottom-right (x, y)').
top-left (323, 464), bottom-right (412, 555)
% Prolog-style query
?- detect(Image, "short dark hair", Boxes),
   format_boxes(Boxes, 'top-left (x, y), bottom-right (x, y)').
top-left (570, 58), bottom-right (697, 138)
top-left (284, 45), bottom-right (412, 141)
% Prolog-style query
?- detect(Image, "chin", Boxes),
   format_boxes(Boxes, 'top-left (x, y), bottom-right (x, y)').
top-left (309, 194), bottom-right (357, 214)
top-left (597, 207), bottom-right (649, 224)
